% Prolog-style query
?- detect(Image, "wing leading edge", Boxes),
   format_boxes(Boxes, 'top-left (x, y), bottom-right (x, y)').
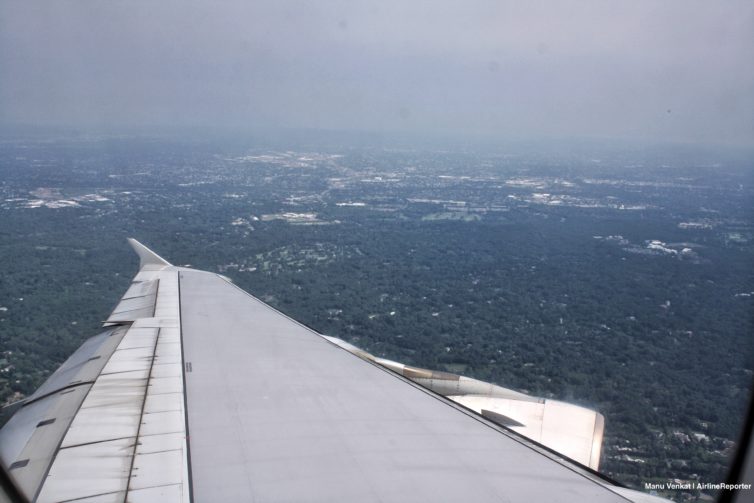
top-left (0, 239), bottom-right (670, 502)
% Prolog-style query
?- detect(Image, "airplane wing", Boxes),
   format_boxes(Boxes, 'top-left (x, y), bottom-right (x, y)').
top-left (0, 239), bottom-right (669, 502)
top-left (321, 335), bottom-right (606, 471)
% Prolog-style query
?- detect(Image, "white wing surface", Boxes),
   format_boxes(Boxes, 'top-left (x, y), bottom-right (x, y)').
top-left (0, 239), bottom-right (670, 502)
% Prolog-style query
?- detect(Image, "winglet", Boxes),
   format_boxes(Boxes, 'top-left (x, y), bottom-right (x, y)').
top-left (127, 238), bottom-right (172, 269)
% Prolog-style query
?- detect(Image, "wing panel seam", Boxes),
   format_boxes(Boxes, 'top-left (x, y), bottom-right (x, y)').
top-left (124, 326), bottom-right (161, 500)
top-left (177, 271), bottom-right (194, 503)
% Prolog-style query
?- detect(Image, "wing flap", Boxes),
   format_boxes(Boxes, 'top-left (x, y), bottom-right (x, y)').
top-left (35, 269), bottom-right (189, 503)
top-left (106, 279), bottom-right (159, 323)
top-left (0, 326), bottom-right (128, 500)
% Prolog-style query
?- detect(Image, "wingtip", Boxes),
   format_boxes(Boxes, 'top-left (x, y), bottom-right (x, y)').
top-left (127, 238), bottom-right (172, 269)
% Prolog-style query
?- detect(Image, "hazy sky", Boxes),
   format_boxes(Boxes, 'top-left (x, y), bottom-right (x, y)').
top-left (1, 1), bottom-right (753, 145)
